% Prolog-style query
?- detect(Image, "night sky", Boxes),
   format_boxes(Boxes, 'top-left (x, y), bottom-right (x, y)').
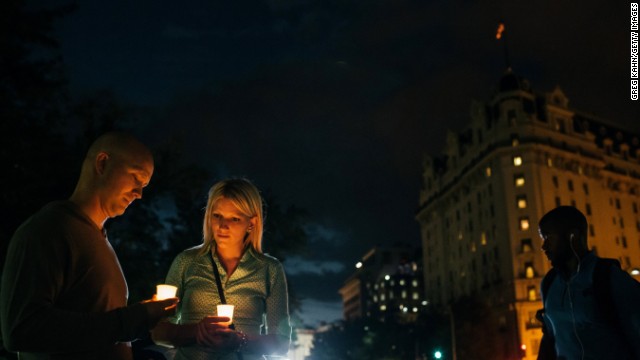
top-left (31, 0), bottom-right (639, 326)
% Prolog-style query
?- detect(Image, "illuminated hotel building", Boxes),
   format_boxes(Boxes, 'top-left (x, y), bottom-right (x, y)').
top-left (416, 70), bottom-right (640, 359)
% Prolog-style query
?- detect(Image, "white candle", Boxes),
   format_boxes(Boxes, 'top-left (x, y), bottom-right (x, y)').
top-left (217, 304), bottom-right (234, 326)
top-left (156, 284), bottom-right (177, 300)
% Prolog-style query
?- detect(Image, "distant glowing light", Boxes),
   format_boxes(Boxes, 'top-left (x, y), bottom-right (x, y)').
top-left (422, 300), bottom-right (429, 306)
top-left (355, 262), bottom-right (363, 269)
top-left (513, 156), bottom-right (523, 166)
top-left (631, 268), bottom-right (640, 276)
top-left (496, 23), bottom-right (505, 40)
top-left (384, 275), bottom-right (390, 281)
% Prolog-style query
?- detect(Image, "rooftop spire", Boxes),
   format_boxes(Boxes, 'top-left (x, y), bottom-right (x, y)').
top-left (496, 20), bottom-right (511, 71)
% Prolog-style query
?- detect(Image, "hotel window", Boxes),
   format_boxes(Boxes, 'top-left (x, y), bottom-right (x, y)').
top-left (525, 262), bottom-right (535, 279)
top-left (511, 134), bottom-right (520, 147)
top-left (517, 195), bottom-right (527, 209)
top-left (412, 292), bottom-right (420, 300)
top-left (514, 174), bottom-right (525, 187)
top-left (568, 180), bottom-right (574, 191)
top-left (586, 203), bottom-right (592, 216)
top-left (513, 156), bottom-right (523, 166)
top-left (589, 224), bottom-right (595, 236)
top-left (399, 279), bottom-right (406, 286)
top-left (555, 197), bottom-right (561, 207)
top-left (412, 280), bottom-right (418, 287)
top-left (583, 183), bottom-right (589, 195)
top-left (527, 286), bottom-right (537, 301)
top-left (634, 202), bottom-right (638, 214)
top-left (570, 199), bottom-right (576, 207)
top-left (616, 198), bottom-right (621, 209)
top-left (521, 238), bottom-right (533, 253)
top-left (620, 217), bottom-right (625, 228)
top-left (519, 217), bottom-right (530, 231)
top-left (401, 290), bottom-right (407, 299)
top-left (481, 231), bottom-right (488, 245)
top-left (547, 156), bottom-right (553, 167)
top-left (552, 176), bottom-right (558, 188)
top-left (622, 236), bottom-right (628, 248)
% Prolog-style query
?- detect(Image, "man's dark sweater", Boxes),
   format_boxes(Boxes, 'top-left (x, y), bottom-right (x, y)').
top-left (0, 201), bottom-right (149, 359)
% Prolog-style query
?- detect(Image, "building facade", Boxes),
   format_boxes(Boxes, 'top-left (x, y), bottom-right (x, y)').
top-left (416, 70), bottom-right (640, 360)
top-left (339, 245), bottom-right (427, 324)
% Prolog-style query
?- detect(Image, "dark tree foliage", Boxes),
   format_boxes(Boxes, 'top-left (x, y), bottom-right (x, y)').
top-left (452, 296), bottom-right (509, 360)
top-left (0, 0), bottom-right (77, 272)
top-left (308, 310), bottom-right (448, 360)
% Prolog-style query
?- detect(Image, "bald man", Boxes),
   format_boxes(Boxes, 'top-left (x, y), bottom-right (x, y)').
top-left (0, 132), bottom-right (178, 360)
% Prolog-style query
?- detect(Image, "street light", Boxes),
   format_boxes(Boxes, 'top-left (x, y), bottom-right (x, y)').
top-left (434, 350), bottom-right (443, 359)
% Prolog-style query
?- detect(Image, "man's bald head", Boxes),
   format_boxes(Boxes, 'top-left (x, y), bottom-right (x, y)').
top-left (72, 132), bottom-right (154, 227)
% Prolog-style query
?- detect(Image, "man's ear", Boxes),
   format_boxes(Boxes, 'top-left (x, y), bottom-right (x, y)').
top-left (95, 152), bottom-right (109, 175)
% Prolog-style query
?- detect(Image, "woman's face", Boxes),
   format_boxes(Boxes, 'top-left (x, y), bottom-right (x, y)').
top-left (211, 197), bottom-right (255, 248)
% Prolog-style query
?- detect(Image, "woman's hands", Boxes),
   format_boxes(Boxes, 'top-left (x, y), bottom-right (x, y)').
top-left (195, 316), bottom-right (244, 351)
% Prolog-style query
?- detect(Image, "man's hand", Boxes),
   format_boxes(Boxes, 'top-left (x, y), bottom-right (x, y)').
top-left (141, 297), bottom-right (179, 327)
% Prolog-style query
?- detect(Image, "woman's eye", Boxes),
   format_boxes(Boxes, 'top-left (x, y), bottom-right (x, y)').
top-left (232, 218), bottom-right (241, 222)
top-left (213, 214), bottom-right (221, 219)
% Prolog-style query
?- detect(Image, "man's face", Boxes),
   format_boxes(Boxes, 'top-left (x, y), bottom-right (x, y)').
top-left (98, 151), bottom-right (154, 219)
top-left (539, 225), bottom-right (571, 267)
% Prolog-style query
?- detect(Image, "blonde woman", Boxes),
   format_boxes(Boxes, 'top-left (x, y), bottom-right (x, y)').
top-left (152, 178), bottom-right (291, 360)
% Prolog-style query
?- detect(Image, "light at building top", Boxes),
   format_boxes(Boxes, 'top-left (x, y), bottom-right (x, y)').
top-left (631, 268), bottom-right (640, 276)
top-left (355, 261), bottom-right (362, 269)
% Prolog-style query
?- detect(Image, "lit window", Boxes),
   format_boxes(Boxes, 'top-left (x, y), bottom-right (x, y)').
top-left (485, 167), bottom-right (492, 177)
top-left (520, 217), bottom-right (530, 230)
top-left (399, 279), bottom-right (406, 286)
top-left (521, 238), bottom-right (533, 253)
top-left (513, 156), bottom-right (523, 166)
top-left (412, 280), bottom-right (418, 287)
top-left (471, 242), bottom-right (477, 252)
top-left (480, 231), bottom-right (487, 245)
top-left (413, 307), bottom-right (419, 313)
top-left (547, 157), bottom-right (553, 167)
top-left (515, 174), bottom-right (525, 187)
top-left (380, 294), bottom-right (386, 301)
top-left (527, 286), bottom-right (537, 301)
top-left (401, 290), bottom-right (407, 299)
top-left (422, 300), bottom-right (429, 306)
top-left (373, 295), bottom-right (378, 302)
top-left (385, 275), bottom-right (390, 281)
top-left (380, 305), bottom-right (387, 311)
top-left (517, 195), bottom-right (527, 209)
top-left (525, 262), bottom-right (535, 278)
top-left (389, 292), bottom-right (394, 299)
top-left (412, 292), bottom-right (420, 300)
top-left (390, 280), bottom-right (395, 286)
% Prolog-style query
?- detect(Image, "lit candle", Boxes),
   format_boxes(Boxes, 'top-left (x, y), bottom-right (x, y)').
top-left (217, 304), bottom-right (234, 326)
top-left (156, 284), bottom-right (177, 300)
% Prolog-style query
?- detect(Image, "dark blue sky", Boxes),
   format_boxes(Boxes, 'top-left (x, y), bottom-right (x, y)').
top-left (34, 0), bottom-right (640, 326)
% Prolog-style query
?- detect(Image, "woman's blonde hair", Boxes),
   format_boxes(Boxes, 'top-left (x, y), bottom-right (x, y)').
top-left (201, 178), bottom-right (264, 254)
